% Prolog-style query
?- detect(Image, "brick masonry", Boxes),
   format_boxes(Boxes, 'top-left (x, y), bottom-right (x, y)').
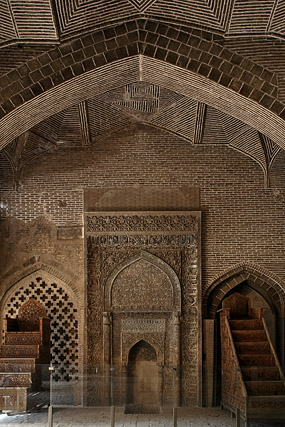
top-left (1, 124), bottom-right (284, 296)
top-left (1, 5), bottom-right (285, 408)
top-left (1, 20), bottom-right (285, 150)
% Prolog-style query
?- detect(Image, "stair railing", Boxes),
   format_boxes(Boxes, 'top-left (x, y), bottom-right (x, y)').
top-left (219, 309), bottom-right (248, 418)
top-left (262, 317), bottom-right (284, 382)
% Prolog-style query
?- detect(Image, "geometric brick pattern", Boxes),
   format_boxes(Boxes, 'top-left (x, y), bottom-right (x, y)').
top-left (0, 20), bottom-right (284, 147)
top-left (2, 1), bottom-right (285, 46)
top-left (222, 37), bottom-right (285, 103)
top-left (268, 0), bottom-right (285, 35)
top-left (51, 0), bottom-right (285, 40)
top-left (3, 277), bottom-right (79, 382)
top-left (0, 0), bottom-right (17, 43)
top-left (0, 0), bottom-right (57, 45)
top-left (10, 83), bottom-right (278, 182)
top-left (127, 0), bottom-right (157, 12)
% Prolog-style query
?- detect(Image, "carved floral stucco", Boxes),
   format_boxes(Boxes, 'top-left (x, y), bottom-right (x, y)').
top-left (85, 212), bottom-right (201, 406)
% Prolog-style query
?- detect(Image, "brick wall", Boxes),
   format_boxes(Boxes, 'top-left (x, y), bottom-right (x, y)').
top-left (1, 123), bottom-right (284, 295)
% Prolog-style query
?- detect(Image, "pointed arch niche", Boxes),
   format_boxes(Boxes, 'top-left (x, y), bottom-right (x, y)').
top-left (103, 251), bottom-right (182, 411)
top-left (126, 340), bottom-right (160, 414)
top-left (85, 210), bottom-right (201, 407)
top-left (105, 251), bottom-right (181, 312)
top-left (0, 268), bottom-right (82, 405)
top-left (203, 265), bottom-right (285, 407)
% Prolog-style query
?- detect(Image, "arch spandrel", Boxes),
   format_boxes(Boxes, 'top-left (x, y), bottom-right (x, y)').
top-left (105, 250), bottom-right (181, 312)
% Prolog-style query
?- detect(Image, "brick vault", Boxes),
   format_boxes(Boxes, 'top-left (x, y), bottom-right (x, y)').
top-left (0, 0), bottom-right (285, 413)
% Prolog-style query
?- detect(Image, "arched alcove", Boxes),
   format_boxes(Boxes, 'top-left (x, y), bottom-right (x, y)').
top-left (105, 250), bottom-right (181, 312)
top-left (1, 270), bottom-right (80, 385)
top-left (204, 265), bottom-right (285, 319)
top-left (125, 340), bottom-right (159, 414)
top-left (203, 267), bottom-right (285, 407)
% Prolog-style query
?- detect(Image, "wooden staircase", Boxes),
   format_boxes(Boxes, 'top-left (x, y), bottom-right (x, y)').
top-left (0, 299), bottom-right (50, 412)
top-left (231, 318), bottom-right (285, 394)
top-left (220, 293), bottom-right (285, 426)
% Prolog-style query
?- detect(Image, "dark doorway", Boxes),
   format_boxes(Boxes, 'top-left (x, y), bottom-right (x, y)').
top-left (125, 340), bottom-right (159, 414)
top-left (213, 281), bottom-right (279, 406)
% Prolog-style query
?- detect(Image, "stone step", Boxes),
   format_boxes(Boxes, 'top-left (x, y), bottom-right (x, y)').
top-left (232, 330), bottom-right (266, 342)
top-left (248, 395), bottom-right (285, 413)
top-left (4, 332), bottom-right (42, 345)
top-left (0, 387), bottom-right (27, 411)
top-left (0, 358), bottom-right (36, 373)
top-left (0, 345), bottom-right (39, 359)
top-left (242, 366), bottom-right (281, 382)
top-left (0, 388), bottom-right (48, 412)
top-left (245, 380), bottom-right (285, 396)
top-left (0, 372), bottom-right (32, 388)
top-left (230, 319), bottom-right (263, 330)
top-left (238, 353), bottom-right (275, 366)
top-left (235, 341), bottom-right (271, 354)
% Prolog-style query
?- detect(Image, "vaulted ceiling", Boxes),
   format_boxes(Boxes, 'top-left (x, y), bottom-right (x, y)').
top-left (3, 81), bottom-right (281, 186)
top-left (1, 0), bottom-right (285, 45)
top-left (1, 0), bottom-right (285, 186)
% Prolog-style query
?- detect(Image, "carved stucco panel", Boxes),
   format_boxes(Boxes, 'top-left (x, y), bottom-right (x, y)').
top-left (181, 245), bottom-right (200, 404)
top-left (86, 212), bottom-right (201, 405)
top-left (111, 259), bottom-right (173, 311)
top-left (87, 214), bottom-right (199, 234)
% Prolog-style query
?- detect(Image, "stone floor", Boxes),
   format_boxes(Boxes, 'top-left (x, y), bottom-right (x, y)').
top-left (0, 407), bottom-right (284, 427)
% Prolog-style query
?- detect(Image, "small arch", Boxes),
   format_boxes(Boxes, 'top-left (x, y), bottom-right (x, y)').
top-left (0, 262), bottom-right (80, 300)
top-left (123, 336), bottom-right (163, 366)
top-left (203, 264), bottom-right (285, 405)
top-left (105, 250), bottom-right (181, 312)
top-left (128, 340), bottom-right (157, 365)
top-left (0, 269), bottom-right (81, 385)
top-left (204, 263), bottom-right (285, 319)
top-left (126, 340), bottom-right (159, 414)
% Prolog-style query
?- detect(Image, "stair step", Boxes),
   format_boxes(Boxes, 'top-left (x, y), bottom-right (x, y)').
top-left (248, 395), bottom-right (285, 413)
top-left (5, 332), bottom-right (42, 345)
top-left (242, 366), bottom-right (281, 381)
top-left (235, 341), bottom-right (271, 354)
top-left (239, 354), bottom-right (275, 366)
top-left (1, 345), bottom-right (39, 358)
top-left (0, 372), bottom-right (32, 388)
top-left (245, 381), bottom-right (285, 396)
top-left (0, 358), bottom-right (36, 373)
top-left (232, 330), bottom-right (266, 342)
top-left (230, 319), bottom-right (263, 330)
top-left (0, 387), bottom-right (27, 411)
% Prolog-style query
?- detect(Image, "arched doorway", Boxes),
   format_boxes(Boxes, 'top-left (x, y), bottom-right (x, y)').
top-left (126, 340), bottom-right (159, 414)
top-left (0, 269), bottom-right (80, 406)
top-left (208, 279), bottom-right (283, 406)
top-left (203, 266), bottom-right (285, 407)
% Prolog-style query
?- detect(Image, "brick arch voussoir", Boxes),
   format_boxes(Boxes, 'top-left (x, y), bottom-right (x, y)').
top-left (1, 20), bottom-right (285, 149)
top-left (0, 262), bottom-right (80, 301)
top-left (204, 264), bottom-right (285, 319)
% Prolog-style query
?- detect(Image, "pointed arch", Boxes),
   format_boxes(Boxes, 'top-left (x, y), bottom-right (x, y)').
top-left (204, 262), bottom-right (285, 319)
top-left (1, 49), bottom-right (285, 151)
top-left (104, 250), bottom-right (181, 312)
top-left (0, 267), bottom-right (81, 384)
top-left (124, 337), bottom-right (163, 366)
top-left (0, 262), bottom-right (79, 301)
